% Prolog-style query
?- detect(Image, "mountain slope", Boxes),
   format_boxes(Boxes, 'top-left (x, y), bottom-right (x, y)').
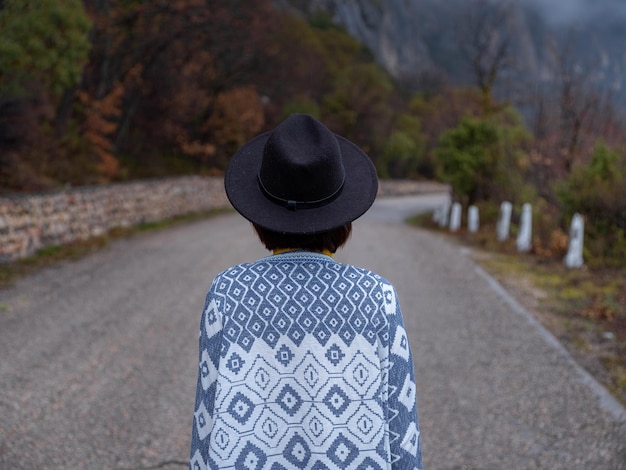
top-left (280, 0), bottom-right (626, 106)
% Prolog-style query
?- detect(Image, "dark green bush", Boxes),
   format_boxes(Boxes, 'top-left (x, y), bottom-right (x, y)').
top-left (435, 108), bottom-right (533, 205)
top-left (556, 142), bottom-right (626, 267)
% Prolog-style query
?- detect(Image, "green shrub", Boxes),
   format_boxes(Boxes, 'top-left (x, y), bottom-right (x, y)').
top-left (556, 142), bottom-right (626, 267)
top-left (380, 114), bottom-right (426, 179)
top-left (435, 108), bottom-right (532, 205)
top-left (0, 0), bottom-right (92, 96)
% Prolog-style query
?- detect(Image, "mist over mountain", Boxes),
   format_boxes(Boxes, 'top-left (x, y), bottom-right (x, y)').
top-left (522, 0), bottom-right (626, 26)
top-left (280, 0), bottom-right (626, 107)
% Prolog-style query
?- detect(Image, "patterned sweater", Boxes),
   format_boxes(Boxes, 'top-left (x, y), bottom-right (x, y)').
top-left (190, 251), bottom-right (422, 470)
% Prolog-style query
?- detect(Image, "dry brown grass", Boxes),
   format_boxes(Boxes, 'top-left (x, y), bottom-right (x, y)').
top-left (410, 213), bottom-right (626, 406)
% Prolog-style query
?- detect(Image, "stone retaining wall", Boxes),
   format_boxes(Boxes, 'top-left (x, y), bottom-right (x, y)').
top-left (0, 176), bottom-right (229, 263)
top-left (0, 177), bottom-right (449, 263)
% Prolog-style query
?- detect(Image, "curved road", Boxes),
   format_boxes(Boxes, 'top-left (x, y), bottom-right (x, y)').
top-left (1, 194), bottom-right (625, 469)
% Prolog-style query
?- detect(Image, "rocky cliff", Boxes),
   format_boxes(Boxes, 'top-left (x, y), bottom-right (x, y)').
top-left (279, 0), bottom-right (626, 105)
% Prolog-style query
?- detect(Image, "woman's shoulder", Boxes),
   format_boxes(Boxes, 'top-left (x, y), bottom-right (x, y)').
top-left (335, 261), bottom-right (393, 285)
top-left (209, 255), bottom-right (396, 294)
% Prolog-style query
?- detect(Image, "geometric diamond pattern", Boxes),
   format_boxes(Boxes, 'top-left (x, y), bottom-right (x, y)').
top-left (287, 322), bottom-right (306, 346)
top-left (243, 356), bottom-right (279, 401)
top-left (191, 252), bottom-right (422, 469)
top-left (325, 343), bottom-right (346, 367)
top-left (276, 383), bottom-right (304, 417)
top-left (327, 433), bottom-right (359, 466)
top-left (391, 325), bottom-right (410, 362)
top-left (246, 313), bottom-right (267, 338)
top-left (227, 391), bottom-right (255, 424)
top-left (262, 325), bottom-right (280, 349)
top-left (294, 352), bottom-right (329, 398)
top-left (322, 384), bottom-right (351, 418)
top-left (338, 321), bottom-right (357, 346)
top-left (344, 352), bottom-right (379, 397)
top-left (302, 405), bottom-right (334, 446)
top-left (347, 402), bottom-right (384, 445)
top-left (189, 449), bottom-right (205, 470)
top-left (297, 310), bottom-right (318, 333)
top-left (399, 375), bottom-right (417, 412)
top-left (282, 433), bottom-right (312, 468)
top-left (209, 420), bottom-right (239, 460)
top-left (200, 349), bottom-right (218, 391)
top-left (382, 284), bottom-right (397, 315)
top-left (235, 442), bottom-right (267, 470)
top-left (312, 321), bottom-right (332, 346)
top-left (254, 407), bottom-right (288, 449)
top-left (194, 401), bottom-right (212, 441)
top-left (400, 421), bottom-right (420, 456)
top-left (275, 344), bottom-right (294, 366)
top-left (356, 456), bottom-right (384, 470)
top-left (225, 352), bottom-right (245, 375)
top-left (272, 309), bottom-right (292, 334)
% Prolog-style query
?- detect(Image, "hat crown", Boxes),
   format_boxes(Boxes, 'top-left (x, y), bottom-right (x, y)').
top-left (258, 114), bottom-right (345, 206)
top-left (225, 113), bottom-right (378, 234)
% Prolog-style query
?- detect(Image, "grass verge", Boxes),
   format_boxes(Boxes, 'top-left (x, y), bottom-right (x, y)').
top-left (408, 213), bottom-right (626, 407)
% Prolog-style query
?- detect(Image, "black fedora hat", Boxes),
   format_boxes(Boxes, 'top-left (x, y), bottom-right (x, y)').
top-left (225, 114), bottom-right (378, 234)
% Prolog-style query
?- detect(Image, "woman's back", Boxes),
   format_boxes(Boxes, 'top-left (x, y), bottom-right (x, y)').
top-left (191, 251), bottom-right (420, 469)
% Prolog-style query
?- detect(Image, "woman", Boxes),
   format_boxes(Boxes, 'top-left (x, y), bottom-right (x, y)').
top-left (189, 114), bottom-right (423, 469)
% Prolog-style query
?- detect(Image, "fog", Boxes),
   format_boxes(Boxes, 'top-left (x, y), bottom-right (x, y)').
top-left (521, 0), bottom-right (626, 25)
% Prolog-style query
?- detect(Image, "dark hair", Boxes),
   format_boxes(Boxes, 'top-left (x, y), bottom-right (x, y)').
top-left (253, 223), bottom-right (352, 253)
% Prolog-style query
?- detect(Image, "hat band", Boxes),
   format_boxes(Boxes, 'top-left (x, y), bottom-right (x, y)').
top-left (257, 174), bottom-right (345, 211)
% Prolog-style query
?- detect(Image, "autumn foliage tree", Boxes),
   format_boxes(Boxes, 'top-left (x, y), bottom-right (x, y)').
top-left (1, 0), bottom-right (405, 192)
top-left (0, 0), bottom-right (92, 189)
top-left (1, 0), bottom-right (625, 270)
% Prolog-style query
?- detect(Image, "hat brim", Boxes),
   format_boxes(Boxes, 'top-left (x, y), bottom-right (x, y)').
top-left (225, 131), bottom-right (378, 234)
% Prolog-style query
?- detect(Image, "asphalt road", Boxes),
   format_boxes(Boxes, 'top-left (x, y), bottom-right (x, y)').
top-left (1, 194), bottom-right (625, 469)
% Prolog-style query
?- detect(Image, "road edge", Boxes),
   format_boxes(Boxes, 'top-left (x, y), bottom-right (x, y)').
top-left (472, 259), bottom-right (626, 423)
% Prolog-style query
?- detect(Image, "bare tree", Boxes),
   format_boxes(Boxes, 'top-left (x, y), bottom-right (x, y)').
top-left (458, 0), bottom-right (515, 111)
top-left (525, 28), bottom-right (624, 202)
top-left (548, 30), bottom-right (608, 173)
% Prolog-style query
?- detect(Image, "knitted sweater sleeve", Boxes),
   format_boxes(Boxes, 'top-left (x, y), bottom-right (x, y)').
top-left (383, 283), bottom-right (423, 470)
top-left (189, 283), bottom-right (223, 470)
